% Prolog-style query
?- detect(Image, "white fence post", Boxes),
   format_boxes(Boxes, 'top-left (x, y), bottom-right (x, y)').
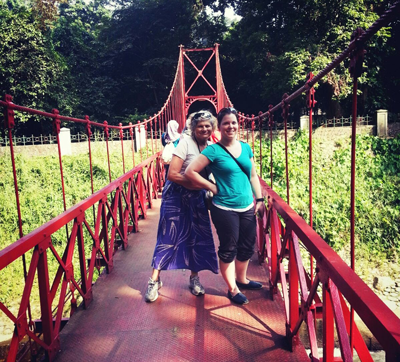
top-left (135, 124), bottom-right (146, 151)
top-left (300, 115), bottom-right (309, 130)
top-left (376, 109), bottom-right (388, 137)
top-left (59, 127), bottom-right (72, 156)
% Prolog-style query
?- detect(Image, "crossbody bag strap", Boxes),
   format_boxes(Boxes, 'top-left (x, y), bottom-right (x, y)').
top-left (215, 142), bottom-right (250, 180)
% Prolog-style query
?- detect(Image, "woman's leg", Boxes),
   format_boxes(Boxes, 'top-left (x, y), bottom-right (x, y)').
top-left (219, 260), bottom-right (239, 294)
top-left (235, 259), bottom-right (250, 285)
top-left (151, 268), bottom-right (161, 281)
top-left (236, 208), bottom-right (259, 286)
top-left (210, 205), bottom-right (241, 295)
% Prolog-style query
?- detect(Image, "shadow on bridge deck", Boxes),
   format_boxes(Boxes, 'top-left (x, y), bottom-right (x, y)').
top-left (55, 199), bottom-right (309, 362)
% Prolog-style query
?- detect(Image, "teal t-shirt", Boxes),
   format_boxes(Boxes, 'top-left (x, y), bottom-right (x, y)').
top-left (202, 142), bottom-right (254, 209)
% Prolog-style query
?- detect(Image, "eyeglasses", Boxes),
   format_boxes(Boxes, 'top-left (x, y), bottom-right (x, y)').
top-left (219, 107), bottom-right (237, 114)
top-left (193, 111), bottom-right (212, 120)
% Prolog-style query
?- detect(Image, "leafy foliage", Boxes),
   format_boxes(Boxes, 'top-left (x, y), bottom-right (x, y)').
top-left (0, 1), bottom-right (65, 128)
top-left (255, 131), bottom-right (400, 256)
top-left (218, 0), bottom-right (396, 117)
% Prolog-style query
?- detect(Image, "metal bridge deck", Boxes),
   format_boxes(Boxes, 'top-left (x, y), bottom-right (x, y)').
top-left (55, 198), bottom-right (309, 362)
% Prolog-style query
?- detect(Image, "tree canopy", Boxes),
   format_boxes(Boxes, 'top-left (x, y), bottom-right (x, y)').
top-left (0, 0), bottom-right (399, 133)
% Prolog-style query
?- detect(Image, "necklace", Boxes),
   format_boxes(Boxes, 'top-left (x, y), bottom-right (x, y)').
top-left (194, 137), bottom-right (207, 154)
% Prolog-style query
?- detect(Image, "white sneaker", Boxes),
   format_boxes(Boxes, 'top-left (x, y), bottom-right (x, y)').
top-left (189, 275), bottom-right (205, 296)
top-left (145, 277), bottom-right (162, 302)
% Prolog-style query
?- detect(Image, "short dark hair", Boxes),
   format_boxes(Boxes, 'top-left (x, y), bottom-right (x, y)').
top-left (217, 107), bottom-right (238, 125)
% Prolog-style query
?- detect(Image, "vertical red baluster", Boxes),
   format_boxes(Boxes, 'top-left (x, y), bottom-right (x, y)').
top-left (154, 115), bottom-right (159, 152)
top-left (258, 111), bottom-right (263, 176)
top-left (306, 72), bottom-right (316, 286)
top-left (119, 123), bottom-right (125, 174)
top-left (245, 114), bottom-right (249, 143)
top-left (4, 95), bottom-right (23, 238)
top-left (138, 121), bottom-right (142, 162)
top-left (323, 277), bottom-right (335, 362)
top-left (282, 94), bottom-right (290, 205)
top-left (238, 113), bottom-right (242, 140)
top-left (268, 105), bottom-right (274, 188)
top-left (3, 94), bottom-right (35, 356)
top-left (151, 116), bottom-right (155, 155)
top-left (251, 114), bottom-right (255, 155)
top-left (104, 121), bottom-right (112, 182)
top-left (288, 233), bottom-right (299, 349)
top-left (52, 109), bottom-right (69, 238)
top-left (129, 122), bottom-right (135, 168)
top-left (144, 121), bottom-right (148, 159)
top-left (348, 27), bottom-right (365, 355)
top-left (85, 116), bottom-right (94, 195)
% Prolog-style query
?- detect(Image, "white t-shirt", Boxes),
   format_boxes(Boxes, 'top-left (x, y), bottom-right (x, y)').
top-left (173, 135), bottom-right (209, 177)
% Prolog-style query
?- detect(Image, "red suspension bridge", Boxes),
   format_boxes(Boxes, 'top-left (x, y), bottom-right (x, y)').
top-left (1, 2), bottom-right (400, 361)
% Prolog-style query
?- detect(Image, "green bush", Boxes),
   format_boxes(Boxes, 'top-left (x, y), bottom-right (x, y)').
top-left (254, 131), bottom-right (400, 257)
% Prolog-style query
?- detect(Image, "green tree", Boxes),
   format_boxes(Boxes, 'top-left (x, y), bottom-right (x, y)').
top-left (0, 0), bottom-right (64, 131)
top-left (50, 0), bottom-right (114, 121)
top-left (103, 0), bottom-right (226, 119)
top-left (216, 0), bottom-right (396, 117)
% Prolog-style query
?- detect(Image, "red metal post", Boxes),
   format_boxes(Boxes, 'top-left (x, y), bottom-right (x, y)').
top-left (3, 94), bottom-right (36, 357)
top-left (104, 121), bottom-right (112, 183)
top-left (52, 109), bottom-right (69, 240)
top-left (251, 115), bottom-right (255, 155)
top-left (119, 123), bottom-right (125, 175)
top-left (306, 72), bottom-right (316, 286)
top-left (36, 241), bottom-right (56, 360)
top-left (151, 116), bottom-right (155, 155)
top-left (281, 94), bottom-right (290, 205)
top-left (258, 112), bottom-right (263, 176)
top-left (138, 121), bottom-right (142, 162)
top-left (348, 27), bottom-right (366, 354)
top-left (323, 276), bottom-right (335, 362)
top-left (288, 234), bottom-right (299, 349)
top-left (52, 110), bottom-right (68, 213)
top-left (129, 122), bottom-right (135, 168)
top-left (268, 105), bottom-right (274, 188)
top-left (4, 95), bottom-right (23, 238)
top-left (85, 116), bottom-right (94, 195)
top-left (144, 121), bottom-right (148, 160)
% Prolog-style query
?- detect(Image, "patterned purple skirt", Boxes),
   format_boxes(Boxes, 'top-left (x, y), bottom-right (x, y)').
top-left (151, 181), bottom-right (219, 274)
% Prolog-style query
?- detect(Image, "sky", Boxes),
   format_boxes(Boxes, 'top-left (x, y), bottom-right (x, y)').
top-left (205, 5), bottom-right (242, 26)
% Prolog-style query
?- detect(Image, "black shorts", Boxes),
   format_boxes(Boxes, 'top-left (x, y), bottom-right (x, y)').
top-left (210, 204), bottom-right (256, 263)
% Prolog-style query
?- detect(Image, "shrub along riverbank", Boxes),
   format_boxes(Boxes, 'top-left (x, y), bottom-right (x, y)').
top-left (254, 129), bottom-right (400, 275)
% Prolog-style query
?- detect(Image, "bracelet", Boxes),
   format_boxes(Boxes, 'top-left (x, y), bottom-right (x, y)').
top-left (255, 198), bottom-right (264, 202)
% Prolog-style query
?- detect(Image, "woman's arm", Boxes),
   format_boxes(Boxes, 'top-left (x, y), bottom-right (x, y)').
top-left (249, 158), bottom-right (265, 217)
top-left (185, 155), bottom-right (218, 195)
top-left (167, 155), bottom-right (202, 190)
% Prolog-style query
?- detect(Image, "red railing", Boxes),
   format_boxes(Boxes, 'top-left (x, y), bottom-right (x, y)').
top-left (238, 2), bottom-right (400, 361)
top-left (0, 150), bottom-right (164, 361)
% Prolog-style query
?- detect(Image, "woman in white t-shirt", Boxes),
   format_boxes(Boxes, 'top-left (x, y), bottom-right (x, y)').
top-left (144, 111), bottom-right (219, 303)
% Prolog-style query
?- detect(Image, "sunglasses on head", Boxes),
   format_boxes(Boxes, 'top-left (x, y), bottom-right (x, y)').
top-left (219, 107), bottom-right (237, 114)
top-left (193, 111), bottom-right (212, 120)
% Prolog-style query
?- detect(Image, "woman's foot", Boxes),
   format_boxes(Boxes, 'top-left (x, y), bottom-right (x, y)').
top-left (145, 277), bottom-right (163, 302)
top-left (236, 279), bottom-right (262, 290)
top-left (189, 275), bottom-right (205, 296)
top-left (227, 290), bottom-right (249, 305)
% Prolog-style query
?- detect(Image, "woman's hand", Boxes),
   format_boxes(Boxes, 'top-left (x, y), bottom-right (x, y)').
top-left (255, 200), bottom-right (265, 218)
top-left (209, 182), bottom-right (218, 195)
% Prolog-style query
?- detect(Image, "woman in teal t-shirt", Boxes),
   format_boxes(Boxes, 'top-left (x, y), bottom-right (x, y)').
top-left (186, 107), bottom-right (265, 305)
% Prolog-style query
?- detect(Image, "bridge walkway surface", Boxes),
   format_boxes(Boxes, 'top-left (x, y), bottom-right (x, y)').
top-left (55, 198), bottom-right (309, 362)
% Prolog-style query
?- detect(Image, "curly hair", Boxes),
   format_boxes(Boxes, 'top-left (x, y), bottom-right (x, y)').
top-left (189, 110), bottom-right (217, 137)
